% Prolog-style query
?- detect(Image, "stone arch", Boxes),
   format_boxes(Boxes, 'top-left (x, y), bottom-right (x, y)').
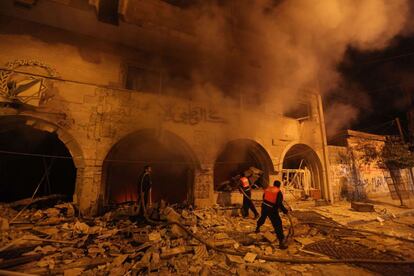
top-left (0, 115), bottom-right (84, 202)
top-left (214, 139), bottom-right (274, 190)
top-left (281, 143), bottom-right (325, 199)
top-left (103, 128), bottom-right (200, 205)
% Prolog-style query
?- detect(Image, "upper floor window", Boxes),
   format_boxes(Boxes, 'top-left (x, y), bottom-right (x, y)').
top-left (125, 66), bottom-right (161, 93)
top-left (283, 102), bottom-right (311, 120)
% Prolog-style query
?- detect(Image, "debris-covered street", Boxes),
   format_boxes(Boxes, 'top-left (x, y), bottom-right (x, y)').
top-left (1, 196), bottom-right (414, 275)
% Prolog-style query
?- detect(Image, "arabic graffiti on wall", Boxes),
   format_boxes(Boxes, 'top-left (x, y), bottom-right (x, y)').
top-left (361, 176), bottom-right (388, 193)
top-left (159, 102), bottom-right (227, 125)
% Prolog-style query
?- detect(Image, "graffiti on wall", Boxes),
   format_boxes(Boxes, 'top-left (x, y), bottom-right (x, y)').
top-left (361, 176), bottom-right (388, 193)
top-left (330, 164), bottom-right (353, 200)
top-left (159, 102), bottom-right (227, 125)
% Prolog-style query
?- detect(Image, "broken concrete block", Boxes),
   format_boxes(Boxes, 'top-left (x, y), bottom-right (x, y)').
top-left (151, 252), bottom-right (160, 266)
top-left (263, 232), bottom-right (276, 243)
top-left (55, 203), bottom-right (76, 217)
top-left (210, 239), bottom-right (235, 247)
top-left (243, 252), bottom-right (257, 263)
top-left (0, 217), bottom-right (9, 230)
top-left (139, 251), bottom-right (152, 267)
top-left (295, 237), bottom-right (315, 246)
top-left (213, 233), bottom-right (229, 240)
top-left (36, 245), bottom-right (58, 254)
top-left (376, 216), bottom-right (385, 225)
top-left (163, 207), bottom-right (182, 223)
top-left (112, 254), bottom-right (128, 266)
top-left (148, 231), bottom-right (161, 242)
top-left (133, 233), bottom-right (149, 243)
top-left (74, 221), bottom-right (90, 234)
top-left (237, 265), bottom-right (248, 276)
top-left (64, 268), bottom-right (84, 276)
top-left (160, 246), bottom-right (193, 259)
top-left (88, 246), bottom-right (104, 255)
top-left (200, 266), bottom-right (210, 276)
top-left (170, 224), bottom-right (187, 238)
top-left (98, 228), bottom-right (118, 239)
top-left (226, 254), bottom-right (245, 265)
top-left (109, 267), bottom-right (126, 276)
top-left (193, 245), bottom-right (209, 259)
top-left (351, 202), bottom-right (374, 212)
top-left (44, 207), bottom-right (61, 217)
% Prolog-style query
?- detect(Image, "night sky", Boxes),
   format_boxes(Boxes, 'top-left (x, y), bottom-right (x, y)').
top-left (326, 34), bottom-right (414, 137)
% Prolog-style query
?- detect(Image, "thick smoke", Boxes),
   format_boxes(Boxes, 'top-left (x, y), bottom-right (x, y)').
top-left (178, 0), bottom-right (411, 134)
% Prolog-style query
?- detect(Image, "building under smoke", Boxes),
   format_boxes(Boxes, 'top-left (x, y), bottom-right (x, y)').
top-left (0, 0), bottom-right (333, 215)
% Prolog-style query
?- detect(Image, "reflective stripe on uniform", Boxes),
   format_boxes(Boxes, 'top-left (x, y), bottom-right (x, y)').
top-left (263, 201), bottom-right (274, 208)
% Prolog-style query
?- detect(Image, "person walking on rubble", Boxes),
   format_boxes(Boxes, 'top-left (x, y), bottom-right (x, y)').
top-left (137, 165), bottom-right (152, 214)
top-left (255, 180), bottom-right (289, 249)
top-left (239, 173), bottom-right (259, 219)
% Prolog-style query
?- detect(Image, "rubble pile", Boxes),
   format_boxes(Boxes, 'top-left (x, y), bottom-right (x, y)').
top-left (1, 199), bottom-right (414, 275)
top-left (0, 199), bottom-right (314, 275)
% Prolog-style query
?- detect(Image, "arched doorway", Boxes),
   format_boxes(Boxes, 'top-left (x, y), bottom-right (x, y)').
top-left (282, 144), bottom-right (324, 199)
top-left (103, 129), bottom-right (199, 205)
top-left (0, 116), bottom-right (77, 202)
top-left (214, 139), bottom-right (274, 190)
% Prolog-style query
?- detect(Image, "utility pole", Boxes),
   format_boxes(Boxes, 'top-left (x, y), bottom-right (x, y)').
top-left (395, 117), bottom-right (414, 203)
top-left (395, 117), bottom-right (405, 143)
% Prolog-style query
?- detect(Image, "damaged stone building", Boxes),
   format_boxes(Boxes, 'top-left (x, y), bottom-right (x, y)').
top-left (0, 0), bottom-right (332, 215)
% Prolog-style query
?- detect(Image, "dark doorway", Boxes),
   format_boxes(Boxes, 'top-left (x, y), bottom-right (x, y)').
top-left (0, 118), bottom-right (76, 202)
top-left (214, 139), bottom-right (273, 190)
top-left (104, 129), bottom-right (198, 205)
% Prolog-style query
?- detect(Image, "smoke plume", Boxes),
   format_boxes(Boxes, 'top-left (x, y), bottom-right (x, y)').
top-left (173, 0), bottom-right (412, 134)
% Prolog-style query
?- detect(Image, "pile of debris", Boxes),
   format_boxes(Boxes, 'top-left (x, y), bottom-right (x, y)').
top-left (0, 198), bottom-right (300, 275)
top-left (1, 197), bottom-right (414, 275)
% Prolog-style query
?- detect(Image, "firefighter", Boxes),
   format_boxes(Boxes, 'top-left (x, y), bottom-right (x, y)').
top-left (255, 180), bottom-right (289, 249)
top-left (137, 165), bottom-right (152, 214)
top-left (239, 173), bottom-right (259, 219)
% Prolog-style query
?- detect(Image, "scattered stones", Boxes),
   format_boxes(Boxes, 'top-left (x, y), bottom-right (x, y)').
top-left (160, 246), bottom-right (192, 259)
top-left (193, 245), bottom-right (209, 259)
top-left (243, 252), bottom-right (257, 263)
top-left (264, 246), bottom-right (273, 255)
top-left (295, 237), bottom-right (316, 246)
top-left (0, 217), bottom-right (9, 231)
top-left (148, 231), bottom-right (161, 242)
top-left (226, 254), bottom-right (245, 264)
top-left (263, 231), bottom-right (277, 243)
top-left (376, 216), bottom-right (385, 225)
top-left (1, 199), bottom-right (413, 275)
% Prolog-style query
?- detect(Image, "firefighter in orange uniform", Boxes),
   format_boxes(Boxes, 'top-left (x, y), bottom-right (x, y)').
top-left (239, 173), bottom-right (259, 219)
top-left (255, 180), bottom-right (289, 249)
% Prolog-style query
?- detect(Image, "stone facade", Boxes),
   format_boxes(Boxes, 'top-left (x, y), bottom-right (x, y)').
top-left (0, 0), bottom-right (331, 214)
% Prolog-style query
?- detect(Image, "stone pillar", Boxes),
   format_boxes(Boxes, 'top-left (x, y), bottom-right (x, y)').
top-left (77, 164), bottom-right (102, 216)
top-left (193, 166), bottom-right (214, 208)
